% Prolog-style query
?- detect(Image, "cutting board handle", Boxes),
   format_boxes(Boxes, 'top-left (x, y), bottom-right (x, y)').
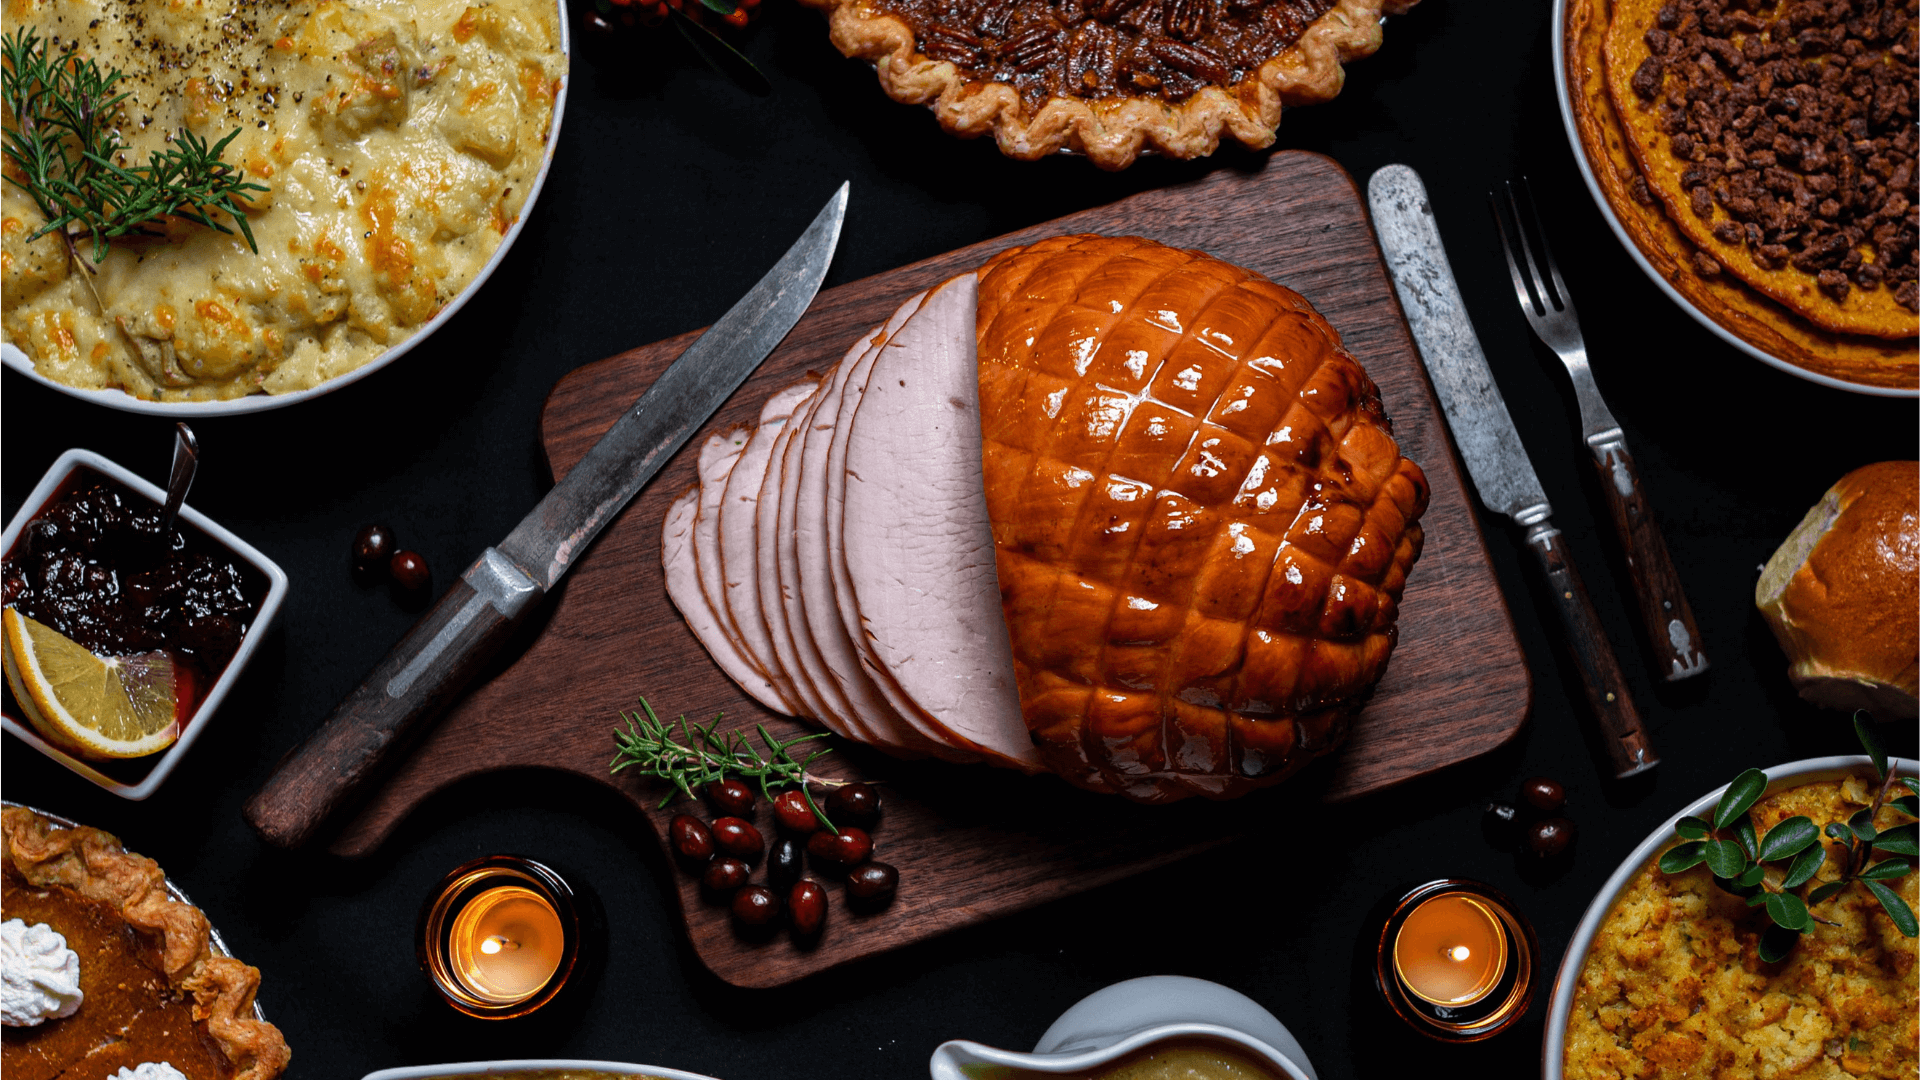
top-left (245, 548), bottom-right (545, 849)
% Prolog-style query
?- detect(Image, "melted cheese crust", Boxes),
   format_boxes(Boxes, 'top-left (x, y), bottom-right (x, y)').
top-left (1, 0), bottom-right (564, 401)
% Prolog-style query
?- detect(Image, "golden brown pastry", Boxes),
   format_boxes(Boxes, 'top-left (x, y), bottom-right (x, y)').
top-left (2, 807), bottom-right (291, 1080)
top-left (796, 0), bottom-right (1417, 169)
top-left (1756, 460), bottom-right (1919, 719)
top-left (975, 235), bottom-right (1428, 801)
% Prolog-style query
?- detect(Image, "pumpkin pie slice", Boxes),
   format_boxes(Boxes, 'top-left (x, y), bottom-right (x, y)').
top-left (1, 807), bottom-right (289, 1080)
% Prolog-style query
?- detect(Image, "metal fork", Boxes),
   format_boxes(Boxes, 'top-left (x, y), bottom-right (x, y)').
top-left (1490, 179), bottom-right (1708, 683)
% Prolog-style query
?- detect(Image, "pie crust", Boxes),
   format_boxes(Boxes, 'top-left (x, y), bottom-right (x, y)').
top-left (1, 807), bottom-right (291, 1080)
top-left (799, 0), bottom-right (1418, 169)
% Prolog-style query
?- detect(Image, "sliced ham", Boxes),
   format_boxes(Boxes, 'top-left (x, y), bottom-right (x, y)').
top-left (661, 491), bottom-right (789, 714)
top-left (842, 274), bottom-right (1041, 770)
top-left (691, 428), bottom-right (769, 692)
top-left (718, 380), bottom-right (817, 716)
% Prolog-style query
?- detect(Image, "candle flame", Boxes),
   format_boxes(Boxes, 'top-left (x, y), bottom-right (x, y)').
top-left (480, 936), bottom-right (519, 955)
top-left (1448, 946), bottom-right (1471, 962)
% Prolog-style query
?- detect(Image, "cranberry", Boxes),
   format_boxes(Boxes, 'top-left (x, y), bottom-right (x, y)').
top-left (352, 524), bottom-right (394, 578)
top-left (731, 884), bottom-right (780, 928)
top-left (702, 856), bottom-right (751, 895)
top-left (788, 880), bottom-right (827, 936)
top-left (705, 778), bottom-right (756, 816)
top-left (389, 550), bottom-right (430, 592)
top-left (826, 782), bottom-right (880, 827)
top-left (807, 826), bottom-right (872, 867)
top-left (846, 862), bottom-right (898, 906)
top-left (1526, 817), bottom-right (1576, 859)
top-left (1521, 776), bottom-right (1567, 814)
top-left (768, 838), bottom-right (804, 894)
top-left (772, 788), bottom-right (820, 835)
top-left (712, 816), bottom-right (763, 863)
top-left (668, 814), bottom-right (714, 862)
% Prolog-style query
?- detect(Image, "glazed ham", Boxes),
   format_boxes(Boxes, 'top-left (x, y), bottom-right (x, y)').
top-left (662, 236), bottom-right (1428, 801)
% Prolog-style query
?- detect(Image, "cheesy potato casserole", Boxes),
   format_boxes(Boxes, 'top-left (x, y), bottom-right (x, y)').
top-left (2, 0), bottom-right (565, 401)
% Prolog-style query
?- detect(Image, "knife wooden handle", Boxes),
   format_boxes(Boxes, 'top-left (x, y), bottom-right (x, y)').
top-left (1588, 437), bottom-right (1708, 682)
top-left (245, 549), bottom-right (544, 849)
top-left (1524, 520), bottom-right (1658, 779)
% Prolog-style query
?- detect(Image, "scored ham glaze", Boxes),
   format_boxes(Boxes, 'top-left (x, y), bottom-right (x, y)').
top-left (977, 236), bottom-right (1427, 800)
top-left (661, 236), bottom-right (1428, 802)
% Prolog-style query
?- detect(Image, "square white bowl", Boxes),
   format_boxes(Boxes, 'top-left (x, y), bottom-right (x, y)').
top-left (2, 448), bottom-right (288, 799)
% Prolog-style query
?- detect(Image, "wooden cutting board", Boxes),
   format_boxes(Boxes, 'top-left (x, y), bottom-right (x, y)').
top-left (329, 152), bottom-right (1531, 988)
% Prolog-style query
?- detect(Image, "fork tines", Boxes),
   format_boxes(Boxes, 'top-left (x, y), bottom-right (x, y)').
top-left (1489, 179), bottom-right (1582, 348)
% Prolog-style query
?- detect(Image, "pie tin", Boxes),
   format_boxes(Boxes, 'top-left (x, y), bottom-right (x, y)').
top-left (1, 448), bottom-right (289, 799)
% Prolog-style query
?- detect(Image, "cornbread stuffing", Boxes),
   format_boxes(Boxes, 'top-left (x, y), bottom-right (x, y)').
top-left (1565, 776), bottom-right (1918, 1079)
top-left (1, 0), bottom-right (564, 401)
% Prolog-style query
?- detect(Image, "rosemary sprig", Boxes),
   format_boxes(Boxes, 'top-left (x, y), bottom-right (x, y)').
top-left (1, 28), bottom-right (267, 267)
top-left (610, 698), bottom-right (841, 832)
top-left (1660, 714), bottom-right (1917, 962)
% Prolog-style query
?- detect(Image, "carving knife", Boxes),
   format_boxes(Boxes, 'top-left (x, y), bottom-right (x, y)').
top-left (246, 183), bottom-right (851, 848)
top-left (1367, 165), bottom-right (1657, 779)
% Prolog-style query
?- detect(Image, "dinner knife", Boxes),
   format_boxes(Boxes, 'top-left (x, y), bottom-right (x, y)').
top-left (1367, 165), bottom-right (1657, 780)
top-left (245, 183), bottom-right (850, 849)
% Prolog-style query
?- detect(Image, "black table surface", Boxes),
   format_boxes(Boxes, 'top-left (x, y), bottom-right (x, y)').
top-left (4, 1), bottom-right (1916, 1077)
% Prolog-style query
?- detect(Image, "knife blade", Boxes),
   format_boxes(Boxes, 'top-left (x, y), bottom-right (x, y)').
top-left (245, 183), bottom-right (851, 849)
top-left (1367, 165), bottom-right (1656, 780)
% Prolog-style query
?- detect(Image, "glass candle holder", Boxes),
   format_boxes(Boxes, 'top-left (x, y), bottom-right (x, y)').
top-left (1372, 879), bottom-right (1536, 1042)
top-left (417, 855), bottom-right (584, 1019)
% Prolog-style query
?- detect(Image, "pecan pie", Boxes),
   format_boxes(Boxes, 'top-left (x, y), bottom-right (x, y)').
top-left (1, 808), bottom-right (290, 1080)
top-left (799, 0), bottom-right (1418, 168)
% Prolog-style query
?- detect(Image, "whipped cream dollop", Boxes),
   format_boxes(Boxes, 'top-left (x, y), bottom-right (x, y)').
top-left (2, 917), bottom-right (84, 1027)
top-left (112, 1064), bottom-right (189, 1080)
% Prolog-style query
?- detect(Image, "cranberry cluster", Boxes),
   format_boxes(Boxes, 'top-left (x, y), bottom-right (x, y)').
top-left (583, 0), bottom-right (760, 33)
top-left (668, 779), bottom-right (897, 940)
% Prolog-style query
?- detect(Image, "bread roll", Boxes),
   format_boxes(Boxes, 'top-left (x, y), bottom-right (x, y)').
top-left (1756, 461), bottom-right (1919, 719)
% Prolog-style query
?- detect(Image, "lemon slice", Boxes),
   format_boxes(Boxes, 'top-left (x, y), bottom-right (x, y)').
top-left (3, 607), bottom-right (179, 759)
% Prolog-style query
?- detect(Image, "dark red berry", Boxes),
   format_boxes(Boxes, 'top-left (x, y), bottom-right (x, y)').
top-left (702, 856), bottom-right (750, 895)
top-left (1521, 776), bottom-right (1567, 814)
top-left (768, 838), bottom-right (804, 893)
top-left (788, 880), bottom-right (827, 936)
top-left (772, 789), bottom-right (820, 835)
top-left (389, 550), bottom-right (430, 592)
top-left (1526, 817), bottom-right (1576, 858)
top-left (807, 826), bottom-right (872, 867)
top-left (352, 525), bottom-right (394, 578)
top-left (845, 862), bottom-right (898, 905)
top-left (826, 782), bottom-right (880, 827)
top-left (731, 884), bottom-right (780, 928)
top-left (669, 814), bottom-right (714, 862)
top-left (705, 778), bottom-right (755, 816)
top-left (712, 816), bottom-right (763, 863)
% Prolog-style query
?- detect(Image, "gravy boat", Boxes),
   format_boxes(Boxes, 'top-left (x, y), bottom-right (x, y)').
top-left (929, 976), bottom-right (1317, 1080)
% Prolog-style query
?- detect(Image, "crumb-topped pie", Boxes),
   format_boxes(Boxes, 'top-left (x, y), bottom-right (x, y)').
top-left (1, 807), bottom-right (290, 1080)
top-left (799, 0), bottom-right (1419, 168)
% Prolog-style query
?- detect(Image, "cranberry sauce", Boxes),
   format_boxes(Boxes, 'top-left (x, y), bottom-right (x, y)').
top-left (2, 468), bottom-right (267, 713)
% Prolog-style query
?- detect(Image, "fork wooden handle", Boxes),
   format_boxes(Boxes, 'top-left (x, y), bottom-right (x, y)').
top-left (1588, 437), bottom-right (1708, 682)
top-left (1525, 519), bottom-right (1658, 779)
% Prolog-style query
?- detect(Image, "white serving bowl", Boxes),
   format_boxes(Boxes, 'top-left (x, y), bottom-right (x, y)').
top-left (931, 975), bottom-right (1317, 1080)
top-left (1541, 754), bottom-right (1919, 1078)
top-left (0, 0), bottom-right (571, 417)
top-left (1549, 0), bottom-right (1915, 399)
top-left (1, 448), bottom-right (289, 799)
top-left (365, 1060), bottom-right (720, 1080)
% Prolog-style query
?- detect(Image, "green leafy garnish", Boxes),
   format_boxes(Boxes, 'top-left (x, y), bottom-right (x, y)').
top-left (2, 29), bottom-right (266, 268)
top-left (609, 697), bottom-right (841, 832)
top-left (1658, 713), bottom-right (1916, 960)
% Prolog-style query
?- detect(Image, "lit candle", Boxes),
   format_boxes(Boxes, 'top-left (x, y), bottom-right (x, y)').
top-left (1392, 893), bottom-right (1507, 1006)
top-left (418, 856), bottom-right (586, 1019)
top-left (447, 885), bottom-right (564, 1003)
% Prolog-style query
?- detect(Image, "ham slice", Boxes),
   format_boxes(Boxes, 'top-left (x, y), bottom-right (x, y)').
top-left (841, 274), bottom-right (1040, 770)
top-left (661, 491), bottom-right (789, 714)
top-left (718, 380), bottom-right (817, 716)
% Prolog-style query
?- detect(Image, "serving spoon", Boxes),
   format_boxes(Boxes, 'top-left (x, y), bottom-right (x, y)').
top-left (157, 423), bottom-right (198, 548)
